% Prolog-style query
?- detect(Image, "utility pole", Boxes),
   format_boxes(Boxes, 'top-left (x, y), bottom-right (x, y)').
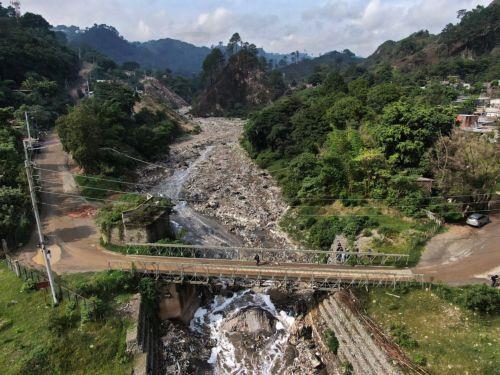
top-left (23, 118), bottom-right (58, 304)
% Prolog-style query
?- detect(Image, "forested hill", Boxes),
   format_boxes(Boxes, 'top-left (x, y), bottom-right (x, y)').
top-left (54, 24), bottom-right (211, 77)
top-left (280, 50), bottom-right (362, 83)
top-left (191, 34), bottom-right (287, 116)
top-left (54, 25), bottom-right (301, 77)
top-left (0, 5), bottom-right (80, 248)
top-left (364, 1), bottom-right (499, 78)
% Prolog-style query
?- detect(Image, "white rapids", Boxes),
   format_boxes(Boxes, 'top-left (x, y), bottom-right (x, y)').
top-left (190, 290), bottom-right (296, 374)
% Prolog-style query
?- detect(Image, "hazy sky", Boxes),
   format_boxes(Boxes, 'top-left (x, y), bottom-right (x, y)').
top-left (21, 0), bottom-right (492, 57)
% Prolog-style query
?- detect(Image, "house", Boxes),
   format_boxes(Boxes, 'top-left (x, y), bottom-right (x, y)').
top-left (456, 114), bottom-right (479, 129)
top-left (485, 107), bottom-right (500, 119)
top-left (491, 98), bottom-right (500, 109)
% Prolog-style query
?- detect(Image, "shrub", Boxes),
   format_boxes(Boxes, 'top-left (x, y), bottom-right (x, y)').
top-left (48, 310), bottom-right (77, 336)
top-left (81, 297), bottom-right (104, 323)
top-left (139, 277), bottom-right (157, 314)
top-left (378, 225), bottom-right (397, 237)
top-left (324, 329), bottom-right (340, 354)
top-left (20, 278), bottom-right (36, 293)
top-left (434, 284), bottom-right (500, 315)
top-left (342, 362), bottom-right (353, 375)
top-left (456, 284), bottom-right (500, 315)
top-left (390, 324), bottom-right (418, 349)
top-left (74, 270), bottom-right (137, 298)
top-left (413, 353), bottom-right (427, 366)
top-left (19, 346), bottom-right (51, 374)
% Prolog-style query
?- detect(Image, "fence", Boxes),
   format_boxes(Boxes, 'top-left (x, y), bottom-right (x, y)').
top-left (108, 259), bottom-right (425, 291)
top-left (124, 243), bottom-right (411, 266)
top-left (4, 256), bottom-right (97, 311)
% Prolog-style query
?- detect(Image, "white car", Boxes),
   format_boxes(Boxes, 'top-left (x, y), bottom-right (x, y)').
top-left (466, 213), bottom-right (490, 228)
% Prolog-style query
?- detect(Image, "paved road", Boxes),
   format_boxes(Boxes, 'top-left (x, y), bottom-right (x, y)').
top-left (414, 214), bottom-right (500, 285)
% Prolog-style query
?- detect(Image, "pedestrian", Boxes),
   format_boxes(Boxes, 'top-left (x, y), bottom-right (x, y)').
top-left (336, 242), bottom-right (343, 262)
top-left (254, 254), bottom-right (260, 266)
top-left (491, 274), bottom-right (498, 287)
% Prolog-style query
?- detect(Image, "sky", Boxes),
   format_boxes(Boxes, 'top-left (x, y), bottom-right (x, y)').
top-left (20, 0), bottom-right (492, 57)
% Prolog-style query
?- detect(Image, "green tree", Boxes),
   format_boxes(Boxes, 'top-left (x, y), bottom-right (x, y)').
top-left (377, 101), bottom-right (454, 168)
top-left (325, 96), bottom-right (364, 129)
top-left (367, 83), bottom-right (402, 112)
top-left (227, 33), bottom-right (242, 55)
top-left (433, 130), bottom-right (499, 208)
top-left (322, 72), bottom-right (348, 94)
top-left (202, 48), bottom-right (225, 86)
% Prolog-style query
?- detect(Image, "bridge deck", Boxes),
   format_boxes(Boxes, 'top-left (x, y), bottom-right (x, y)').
top-left (109, 256), bottom-right (423, 289)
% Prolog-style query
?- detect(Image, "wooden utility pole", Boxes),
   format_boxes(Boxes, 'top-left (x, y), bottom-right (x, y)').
top-left (23, 116), bottom-right (58, 304)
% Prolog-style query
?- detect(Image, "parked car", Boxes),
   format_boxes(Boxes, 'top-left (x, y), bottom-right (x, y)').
top-left (466, 213), bottom-right (490, 227)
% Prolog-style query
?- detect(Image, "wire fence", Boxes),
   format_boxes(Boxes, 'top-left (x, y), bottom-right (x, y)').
top-left (4, 256), bottom-right (97, 312)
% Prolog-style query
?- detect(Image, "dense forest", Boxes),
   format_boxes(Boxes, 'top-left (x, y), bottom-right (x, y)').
top-left (56, 81), bottom-right (180, 175)
top-left (242, 3), bottom-right (499, 259)
top-left (0, 5), bottom-right (80, 247)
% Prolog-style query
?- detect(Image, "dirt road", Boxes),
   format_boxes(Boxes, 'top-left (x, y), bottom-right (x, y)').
top-left (414, 214), bottom-right (500, 285)
top-left (20, 134), bottom-right (123, 272)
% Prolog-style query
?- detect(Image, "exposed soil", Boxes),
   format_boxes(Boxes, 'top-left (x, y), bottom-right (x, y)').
top-left (414, 214), bottom-right (500, 285)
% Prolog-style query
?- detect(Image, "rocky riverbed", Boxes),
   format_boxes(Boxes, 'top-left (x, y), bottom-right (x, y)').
top-left (140, 116), bottom-right (294, 248)
top-left (160, 287), bottom-right (327, 375)
top-left (141, 115), bottom-right (327, 373)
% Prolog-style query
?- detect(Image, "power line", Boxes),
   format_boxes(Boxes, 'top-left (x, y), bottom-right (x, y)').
top-left (100, 147), bottom-right (167, 169)
top-left (34, 166), bottom-right (496, 203)
top-left (285, 208), bottom-right (500, 218)
top-left (35, 189), bottom-right (500, 218)
top-left (37, 177), bottom-right (500, 212)
top-left (34, 166), bottom-right (155, 188)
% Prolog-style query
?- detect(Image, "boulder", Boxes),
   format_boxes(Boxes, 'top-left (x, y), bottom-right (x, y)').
top-left (221, 308), bottom-right (276, 335)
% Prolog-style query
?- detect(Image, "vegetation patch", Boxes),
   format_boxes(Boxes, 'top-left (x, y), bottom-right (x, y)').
top-left (360, 286), bottom-right (500, 374)
top-left (0, 263), bottom-right (134, 374)
top-left (74, 175), bottom-right (124, 200)
top-left (324, 329), bottom-right (340, 354)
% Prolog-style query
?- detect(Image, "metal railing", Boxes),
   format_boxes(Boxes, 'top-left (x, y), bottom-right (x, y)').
top-left (4, 256), bottom-right (97, 311)
top-left (124, 243), bottom-right (410, 266)
top-left (108, 259), bottom-right (424, 290)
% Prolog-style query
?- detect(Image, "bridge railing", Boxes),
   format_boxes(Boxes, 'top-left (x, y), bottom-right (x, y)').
top-left (107, 259), bottom-right (425, 290)
top-left (124, 243), bottom-right (410, 266)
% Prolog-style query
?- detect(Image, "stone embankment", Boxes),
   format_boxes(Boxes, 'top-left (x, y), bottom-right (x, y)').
top-left (307, 291), bottom-right (426, 375)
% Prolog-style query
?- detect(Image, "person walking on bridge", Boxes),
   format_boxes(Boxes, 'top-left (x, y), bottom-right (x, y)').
top-left (491, 274), bottom-right (498, 287)
top-left (254, 254), bottom-right (260, 266)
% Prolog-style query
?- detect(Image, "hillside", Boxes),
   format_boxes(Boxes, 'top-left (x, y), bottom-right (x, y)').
top-left (280, 50), bottom-right (362, 83)
top-left (192, 36), bottom-right (286, 116)
top-left (54, 24), bottom-right (210, 76)
top-left (364, 1), bottom-right (500, 78)
top-left (54, 25), bottom-right (303, 78)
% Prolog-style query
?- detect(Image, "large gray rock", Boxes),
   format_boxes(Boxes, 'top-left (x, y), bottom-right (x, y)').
top-left (221, 308), bottom-right (276, 335)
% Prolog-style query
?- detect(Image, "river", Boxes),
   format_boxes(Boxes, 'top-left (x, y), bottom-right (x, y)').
top-left (148, 117), bottom-right (301, 374)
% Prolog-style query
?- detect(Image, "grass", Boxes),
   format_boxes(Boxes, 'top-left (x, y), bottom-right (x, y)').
top-left (361, 287), bottom-right (500, 374)
top-left (0, 262), bottom-right (134, 374)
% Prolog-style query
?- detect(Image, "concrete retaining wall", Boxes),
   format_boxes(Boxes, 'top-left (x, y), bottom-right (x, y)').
top-left (306, 291), bottom-right (420, 375)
